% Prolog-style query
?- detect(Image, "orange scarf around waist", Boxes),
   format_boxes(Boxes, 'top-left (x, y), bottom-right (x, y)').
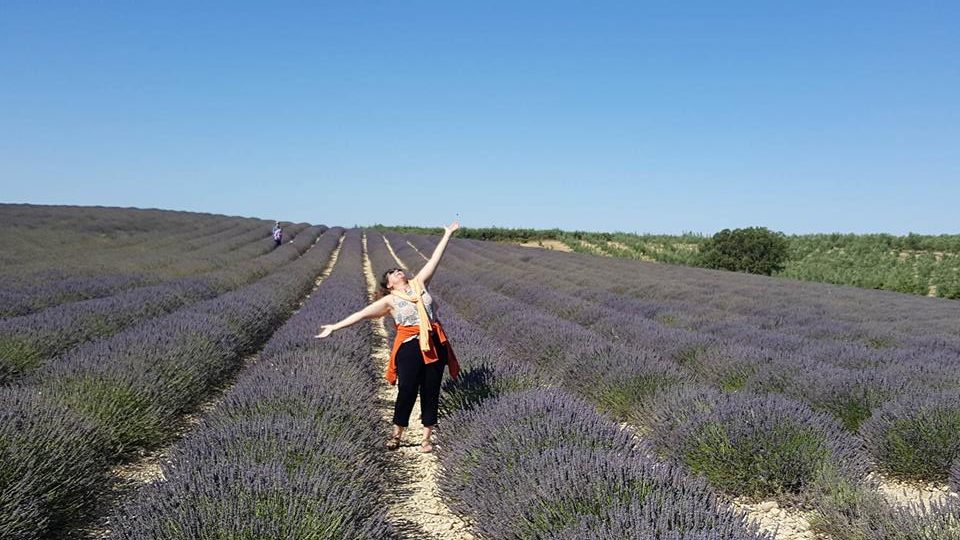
top-left (385, 320), bottom-right (460, 385)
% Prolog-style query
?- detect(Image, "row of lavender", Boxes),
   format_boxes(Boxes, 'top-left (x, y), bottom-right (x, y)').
top-left (1, 216), bottom-right (273, 315)
top-left (375, 233), bottom-right (770, 539)
top-left (0, 204), bottom-right (254, 272)
top-left (109, 229), bottom-right (396, 539)
top-left (0, 204), bottom-right (270, 268)
top-left (0, 227), bottom-right (342, 539)
top-left (394, 233), bottom-right (960, 539)
top-left (461, 235), bottom-right (959, 371)
top-left (0, 203), bottom-right (252, 242)
top-left (0, 219), bottom-right (306, 317)
top-left (472, 235), bottom-right (960, 356)
top-left (0, 224), bottom-right (323, 384)
top-left (0, 216), bottom-right (259, 315)
top-left (1, 205), bottom-right (302, 317)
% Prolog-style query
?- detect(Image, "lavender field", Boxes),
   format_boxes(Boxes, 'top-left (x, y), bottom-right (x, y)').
top-left (2, 204), bottom-right (959, 539)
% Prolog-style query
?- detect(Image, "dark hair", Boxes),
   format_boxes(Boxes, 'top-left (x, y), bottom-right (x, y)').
top-left (375, 267), bottom-right (405, 300)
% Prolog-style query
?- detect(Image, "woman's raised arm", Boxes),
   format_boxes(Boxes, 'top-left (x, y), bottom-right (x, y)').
top-left (314, 297), bottom-right (391, 339)
top-left (417, 220), bottom-right (460, 287)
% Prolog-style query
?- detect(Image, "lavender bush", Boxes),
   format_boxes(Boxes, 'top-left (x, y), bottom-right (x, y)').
top-left (440, 361), bottom-right (546, 416)
top-left (561, 341), bottom-right (687, 420)
top-left (812, 472), bottom-right (960, 539)
top-left (679, 343), bottom-right (768, 392)
top-left (437, 388), bottom-right (767, 539)
top-left (0, 387), bottom-right (108, 539)
top-left (437, 389), bottom-right (635, 502)
top-left (802, 368), bottom-right (915, 432)
top-left (113, 457), bottom-right (388, 540)
top-left (860, 390), bottom-right (960, 483)
top-left (643, 387), bottom-right (868, 501)
top-left (477, 446), bottom-right (769, 540)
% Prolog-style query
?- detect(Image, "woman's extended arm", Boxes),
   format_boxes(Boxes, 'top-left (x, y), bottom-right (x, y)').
top-left (417, 220), bottom-right (460, 287)
top-left (314, 297), bottom-right (391, 339)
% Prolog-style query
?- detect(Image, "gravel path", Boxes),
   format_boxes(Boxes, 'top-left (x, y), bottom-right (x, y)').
top-left (874, 473), bottom-right (957, 507)
top-left (382, 235), bottom-right (408, 270)
top-left (362, 233), bottom-right (473, 540)
top-left (732, 499), bottom-right (820, 540)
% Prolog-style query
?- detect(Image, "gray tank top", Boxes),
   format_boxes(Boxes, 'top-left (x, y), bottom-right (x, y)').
top-left (391, 288), bottom-right (437, 342)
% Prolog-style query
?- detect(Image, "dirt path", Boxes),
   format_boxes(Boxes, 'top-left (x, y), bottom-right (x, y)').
top-left (577, 238), bottom-right (608, 256)
top-left (874, 474), bottom-right (956, 507)
top-left (739, 474), bottom-right (957, 539)
top-left (732, 499), bottom-right (818, 540)
top-left (72, 232), bottom-right (346, 540)
top-left (517, 239), bottom-right (573, 252)
top-left (361, 233), bottom-right (473, 540)
top-left (406, 240), bottom-right (430, 261)
top-left (382, 234), bottom-right (408, 270)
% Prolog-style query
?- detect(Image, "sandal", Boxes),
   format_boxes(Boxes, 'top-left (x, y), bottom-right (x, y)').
top-left (420, 441), bottom-right (434, 453)
top-left (386, 434), bottom-right (402, 451)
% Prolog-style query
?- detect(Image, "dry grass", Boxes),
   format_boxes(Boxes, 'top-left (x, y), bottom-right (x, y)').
top-left (517, 239), bottom-right (573, 252)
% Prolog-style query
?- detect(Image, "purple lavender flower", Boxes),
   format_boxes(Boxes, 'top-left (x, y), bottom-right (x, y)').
top-left (0, 386), bottom-right (107, 540)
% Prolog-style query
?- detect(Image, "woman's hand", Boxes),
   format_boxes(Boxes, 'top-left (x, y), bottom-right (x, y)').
top-left (313, 325), bottom-right (335, 339)
top-left (445, 220), bottom-right (460, 234)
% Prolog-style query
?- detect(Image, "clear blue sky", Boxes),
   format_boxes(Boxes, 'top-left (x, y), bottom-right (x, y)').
top-left (1, 1), bottom-right (957, 234)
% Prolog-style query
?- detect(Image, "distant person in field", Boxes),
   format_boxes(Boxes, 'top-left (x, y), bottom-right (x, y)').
top-left (272, 221), bottom-right (283, 247)
top-left (314, 221), bottom-right (461, 453)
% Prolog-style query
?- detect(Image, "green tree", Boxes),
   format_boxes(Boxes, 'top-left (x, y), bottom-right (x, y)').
top-left (699, 227), bottom-right (790, 275)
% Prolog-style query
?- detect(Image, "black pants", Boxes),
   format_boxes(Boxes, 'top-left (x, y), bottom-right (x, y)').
top-left (393, 331), bottom-right (447, 428)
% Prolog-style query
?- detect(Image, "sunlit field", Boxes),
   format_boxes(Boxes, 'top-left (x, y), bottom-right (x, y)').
top-left (2, 204), bottom-right (958, 540)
